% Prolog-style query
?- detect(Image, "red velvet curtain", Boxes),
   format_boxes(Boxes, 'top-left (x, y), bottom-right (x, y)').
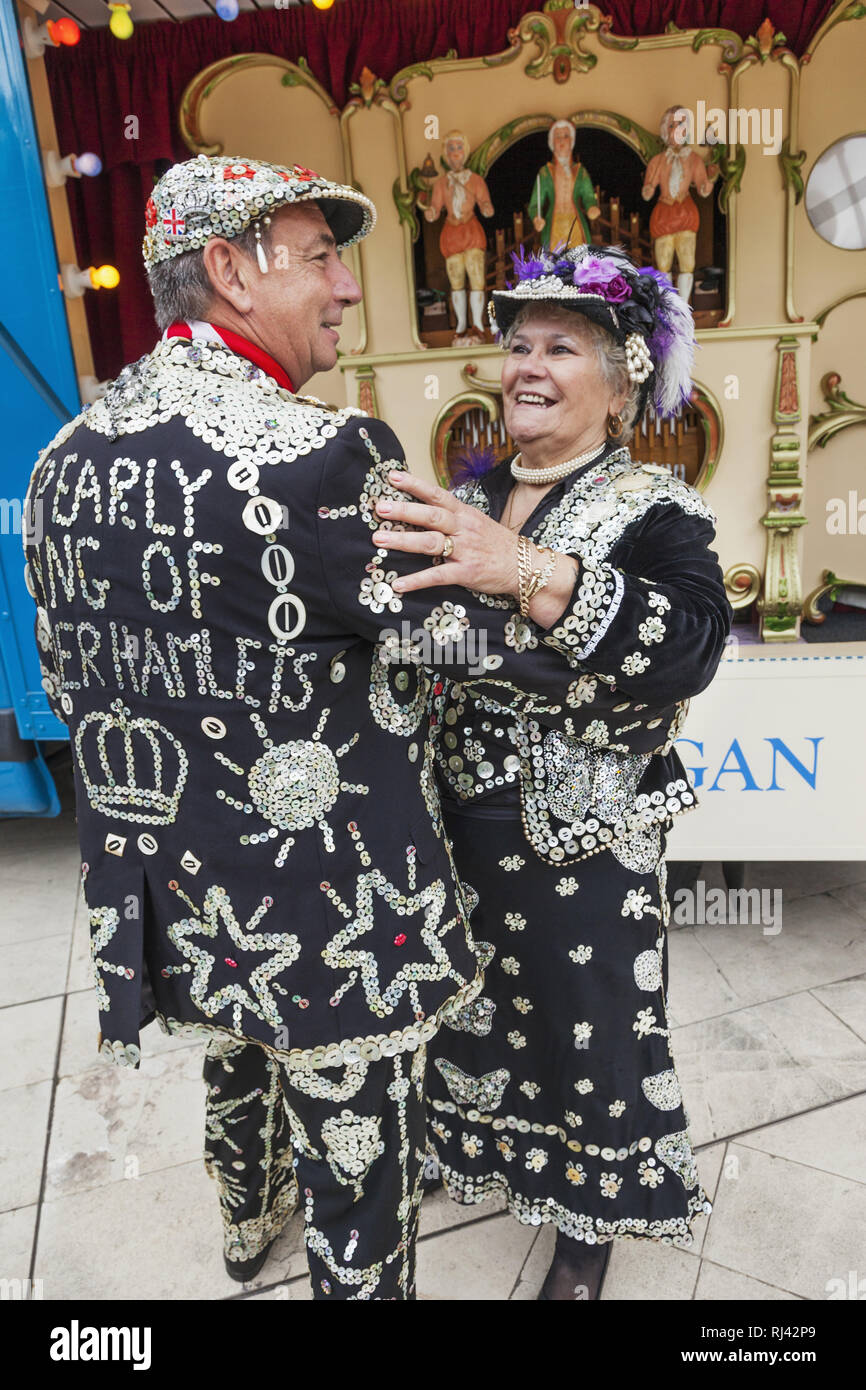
top-left (44, 0), bottom-right (835, 381)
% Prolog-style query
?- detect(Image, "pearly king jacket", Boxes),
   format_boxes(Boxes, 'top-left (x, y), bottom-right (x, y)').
top-left (434, 447), bottom-right (733, 868)
top-left (22, 332), bottom-right (671, 1073)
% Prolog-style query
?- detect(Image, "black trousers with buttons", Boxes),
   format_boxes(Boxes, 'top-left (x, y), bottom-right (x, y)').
top-left (202, 1034), bottom-right (428, 1299)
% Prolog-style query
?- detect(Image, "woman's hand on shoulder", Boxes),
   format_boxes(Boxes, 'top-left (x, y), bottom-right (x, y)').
top-left (371, 469), bottom-right (521, 597)
top-left (370, 470), bottom-right (580, 627)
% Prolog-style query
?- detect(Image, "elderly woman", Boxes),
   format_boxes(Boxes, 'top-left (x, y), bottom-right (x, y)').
top-left (371, 244), bottom-right (732, 1300)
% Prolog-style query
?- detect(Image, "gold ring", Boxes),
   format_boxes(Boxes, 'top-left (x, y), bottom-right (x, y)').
top-left (440, 534), bottom-right (454, 559)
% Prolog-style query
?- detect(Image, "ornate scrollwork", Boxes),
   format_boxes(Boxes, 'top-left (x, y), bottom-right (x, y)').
top-left (431, 391), bottom-right (502, 488)
top-left (724, 563), bottom-right (762, 609)
top-left (392, 167), bottom-right (431, 242)
top-left (179, 56), bottom-right (339, 155)
top-left (808, 373), bottom-right (866, 451)
top-left (803, 570), bottom-right (866, 624)
top-left (717, 144), bottom-right (746, 213)
top-left (346, 66), bottom-right (389, 109)
top-left (779, 137), bottom-right (807, 204)
top-left (504, 2), bottom-right (608, 83)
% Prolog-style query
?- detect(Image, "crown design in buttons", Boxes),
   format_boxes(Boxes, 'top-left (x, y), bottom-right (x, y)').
top-left (74, 698), bottom-right (189, 824)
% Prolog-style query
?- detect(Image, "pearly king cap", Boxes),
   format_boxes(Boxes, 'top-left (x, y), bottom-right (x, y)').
top-left (142, 154), bottom-right (376, 271)
top-left (489, 243), bottom-right (696, 418)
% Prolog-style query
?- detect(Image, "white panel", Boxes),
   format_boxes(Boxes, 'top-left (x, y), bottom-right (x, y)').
top-left (666, 642), bottom-right (866, 861)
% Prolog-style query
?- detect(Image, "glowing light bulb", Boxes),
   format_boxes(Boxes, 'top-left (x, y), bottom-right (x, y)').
top-left (215, 0), bottom-right (239, 17)
top-left (74, 152), bottom-right (102, 177)
top-left (312, 0), bottom-right (335, 9)
top-left (47, 17), bottom-right (81, 45)
top-left (108, 4), bottom-right (134, 39)
top-left (89, 264), bottom-right (120, 290)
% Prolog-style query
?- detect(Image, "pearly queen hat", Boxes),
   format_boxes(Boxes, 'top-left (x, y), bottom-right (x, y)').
top-left (142, 154), bottom-right (376, 271)
top-left (489, 243), bottom-right (696, 418)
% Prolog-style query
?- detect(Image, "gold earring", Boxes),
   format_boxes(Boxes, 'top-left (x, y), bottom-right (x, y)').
top-left (607, 412), bottom-right (624, 438)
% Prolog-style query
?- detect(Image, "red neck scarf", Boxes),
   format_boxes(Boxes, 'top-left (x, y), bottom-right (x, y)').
top-left (165, 320), bottom-right (295, 393)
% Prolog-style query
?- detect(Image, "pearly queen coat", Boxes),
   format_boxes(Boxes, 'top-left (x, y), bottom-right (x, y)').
top-left (21, 335), bottom-right (687, 1074)
top-left (434, 447), bottom-right (733, 867)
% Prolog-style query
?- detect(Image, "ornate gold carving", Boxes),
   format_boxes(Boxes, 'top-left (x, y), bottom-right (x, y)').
top-left (809, 373), bottom-right (866, 451)
top-left (507, 2), bottom-right (607, 83)
top-left (356, 367), bottom-right (379, 418)
top-left (780, 136), bottom-right (807, 204)
top-left (803, 2), bottom-right (866, 61)
top-left (803, 570), bottom-right (866, 624)
top-left (814, 290), bottom-right (866, 328)
top-left (778, 351), bottom-right (800, 419)
top-left (179, 55), bottom-right (339, 155)
top-left (347, 66), bottom-right (389, 109)
top-left (724, 563), bottom-right (762, 609)
top-left (431, 390), bottom-right (502, 488)
top-left (759, 337), bottom-right (806, 640)
top-left (687, 384), bottom-right (725, 492)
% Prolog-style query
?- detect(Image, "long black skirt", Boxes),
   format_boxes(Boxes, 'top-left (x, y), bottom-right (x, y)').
top-left (426, 808), bottom-right (712, 1247)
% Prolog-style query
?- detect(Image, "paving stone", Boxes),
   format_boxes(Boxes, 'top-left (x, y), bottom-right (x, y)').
top-left (673, 991), bottom-right (866, 1145)
top-left (0, 935), bottom-right (69, 1009)
top-left (0, 1080), bottom-right (53, 1211)
top-left (695, 1259), bottom-right (802, 1300)
top-left (811, 975), bottom-right (866, 1044)
top-left (0, 997), bottom-right (63, 1091)
top-left (736, 1093), bottom-right (866, 1185)
top-left (416, 1211), bottom-right (536, 1300)
top-left (45, 1047), bottom-right (207, 1201)
top-left (703, 1143), bottom-right (866, 1300)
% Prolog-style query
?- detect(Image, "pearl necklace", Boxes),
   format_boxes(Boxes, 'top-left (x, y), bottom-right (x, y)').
top-left (510, 441), bottom-right (607, 486)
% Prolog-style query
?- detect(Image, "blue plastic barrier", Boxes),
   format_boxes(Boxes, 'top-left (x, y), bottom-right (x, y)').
top-left (0, 0), bottom-right (80, 815)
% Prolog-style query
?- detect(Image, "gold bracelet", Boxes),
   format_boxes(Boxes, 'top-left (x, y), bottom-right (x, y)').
top-left (517, 535), bottom-right (533, 616)
top-left (517, 537), bottom-right (557, 617)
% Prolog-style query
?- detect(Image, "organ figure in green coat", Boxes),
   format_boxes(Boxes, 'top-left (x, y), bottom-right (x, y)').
top-left (529, 119), bottom-right (601, 249)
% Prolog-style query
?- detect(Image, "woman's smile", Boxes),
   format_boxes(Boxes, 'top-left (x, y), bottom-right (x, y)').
top-left (512, 390), bottom-right (558, 408)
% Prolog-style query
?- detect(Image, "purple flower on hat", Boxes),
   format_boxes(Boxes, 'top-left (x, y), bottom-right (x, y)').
top-left (604, 274), bottom-right (631, 303)
top-left (571, 256), bottom-right (633, 302)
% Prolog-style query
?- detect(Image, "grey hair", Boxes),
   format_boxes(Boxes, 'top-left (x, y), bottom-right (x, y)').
top-left (146, 219), bottom-right (274, 331)
top-left (502, 303), bottom-right (642, 439)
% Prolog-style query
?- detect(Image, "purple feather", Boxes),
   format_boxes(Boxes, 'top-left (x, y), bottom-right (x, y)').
top-left (637, 265), bottom-right (675, 292)
top-left (449, 447), bottom-right (499, 488)
top-left (510, 246), bottom-right (547, 281)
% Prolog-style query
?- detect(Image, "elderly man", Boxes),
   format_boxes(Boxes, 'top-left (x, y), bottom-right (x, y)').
top-left (22, 155), bottom-right (599, 1300)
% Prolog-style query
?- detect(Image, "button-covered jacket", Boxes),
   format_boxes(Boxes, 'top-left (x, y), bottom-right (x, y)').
top-left (434, 451), bottom-right (733, 865)
top-left (22, 334), bottom-right (625, 1071)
